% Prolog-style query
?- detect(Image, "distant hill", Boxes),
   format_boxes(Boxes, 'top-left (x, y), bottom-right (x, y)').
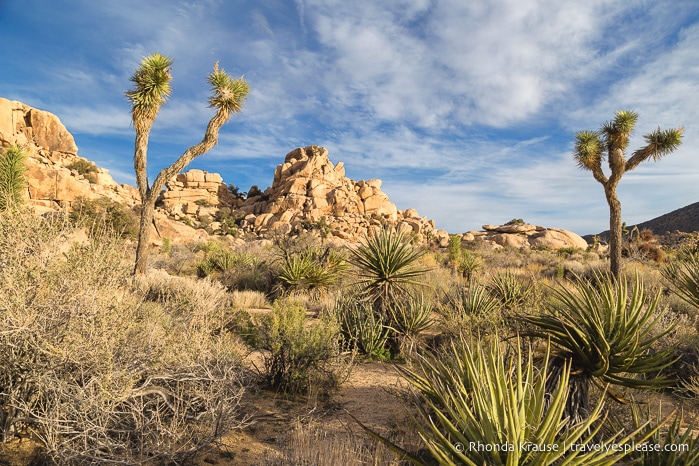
top-left (585, 202), bottom-right (699, 241)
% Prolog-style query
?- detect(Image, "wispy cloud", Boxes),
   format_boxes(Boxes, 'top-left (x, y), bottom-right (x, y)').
top-left (1, 0), bottom-right (697, 235)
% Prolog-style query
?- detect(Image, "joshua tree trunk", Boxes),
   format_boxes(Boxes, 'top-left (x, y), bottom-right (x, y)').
top-left (605, 187), bottom-right (623, 279)
top-left (134, 199), bottom-right (155, 275)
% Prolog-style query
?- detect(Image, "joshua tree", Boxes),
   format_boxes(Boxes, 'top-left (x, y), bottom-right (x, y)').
top-left (574, 110), bottom-right (682, 278)
top-left (126, 53), bottom-right (249, 274)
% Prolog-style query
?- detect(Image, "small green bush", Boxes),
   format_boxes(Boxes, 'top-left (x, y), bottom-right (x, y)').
top-left (250, 299), bottom-right (351, 395)
top-left (69, 197), bottom-right (139, 239)
top-left (334, 295), bottom-right (390, 360)
top-left (66, 158), bottom-right (98, 175)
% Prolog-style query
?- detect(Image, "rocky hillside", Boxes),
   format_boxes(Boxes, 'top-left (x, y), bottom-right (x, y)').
top-left (585, 202), bottom-right (699, 242)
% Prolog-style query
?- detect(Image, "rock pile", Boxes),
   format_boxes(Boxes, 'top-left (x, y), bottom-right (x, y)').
top-left (159, 169), bottom-right (236, 220)
top-left (187, 145), bottom-right (446, 244)
top-left (0, 97), bottom-right (139, 211)
top-left (460, 222), bottom-right (589, 250)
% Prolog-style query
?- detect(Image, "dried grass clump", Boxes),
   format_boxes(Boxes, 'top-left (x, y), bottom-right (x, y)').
top-left (0, 209), bottom-right (250, 464)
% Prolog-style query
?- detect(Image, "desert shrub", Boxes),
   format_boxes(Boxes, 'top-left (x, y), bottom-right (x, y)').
top-left (66, 158), bottom-right (98, 176)
top-left (0, 145), bottom-right (26, 210)
top-left (69, 196), bottom-right (139, 239)
top-left (398, 337), bottom-right (643, 465)
top-left (65, 158), bottom-right (98, 183)
top-left (334, 294), bottom-right (391, 360)
top-left (249, 298), bottom-right (351, 395)
top-left (214, 206), bottom-right (245, 236)
top-left (0, 210), bottom-right (249, 463)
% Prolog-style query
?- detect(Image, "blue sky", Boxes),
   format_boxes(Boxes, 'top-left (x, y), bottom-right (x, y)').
top-left (1, 0), bottom-right (698, 235)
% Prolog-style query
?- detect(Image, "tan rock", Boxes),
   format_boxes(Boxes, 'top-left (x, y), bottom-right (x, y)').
top-left (528, 229), bottom-right (588, 250)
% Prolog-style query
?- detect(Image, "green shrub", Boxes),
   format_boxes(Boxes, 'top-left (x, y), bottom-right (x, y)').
top-left (250, 299), bottom-right (351, 395)
top-left (0, 145), bottom-right (26, 210)
top-left (69, 196), bottom-right (139, 239)
top-left (334, 295), bottom-right (390, 360)
top-left (66, 158), bottom-right (99, 183)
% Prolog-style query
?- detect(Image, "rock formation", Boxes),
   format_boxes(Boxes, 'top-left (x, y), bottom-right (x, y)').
top-left (461, 222), bottom-right (589, 251)
top-left (0, 98), bottom-right (206, 245)
top-left (0, 97), bottom-right (139, 211)
top-left (159, 146), bottom-right (447, 245)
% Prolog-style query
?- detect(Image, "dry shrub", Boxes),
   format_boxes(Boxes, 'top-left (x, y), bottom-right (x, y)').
top-left (0, 209), bottom-right (250, 464)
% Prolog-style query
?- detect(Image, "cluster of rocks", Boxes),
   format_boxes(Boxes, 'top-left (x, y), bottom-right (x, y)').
top-left (460, 222), bottom-right (589, 250)
top-left (160, 146), bottom-right (449, 245)
top-left (0, 97), bottom-right (139, 211)
top-left (160, 169), bottom-right (236, 219)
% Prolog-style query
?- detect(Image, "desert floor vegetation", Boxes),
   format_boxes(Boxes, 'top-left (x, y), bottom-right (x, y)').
top-left (4, 207), bottom-right (699, 465)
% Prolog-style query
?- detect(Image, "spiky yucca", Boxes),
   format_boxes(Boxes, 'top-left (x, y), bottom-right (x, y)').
top-left (0, 145), bottom-right (26, 210)
top-left (663, 252), bottom-right (699, 309)
top-left (350, 228), bottom-right (429, 312)
top-left (524, 273), bottom-right (676, 422)
top-left (398, 337), bottom-right (648, 465)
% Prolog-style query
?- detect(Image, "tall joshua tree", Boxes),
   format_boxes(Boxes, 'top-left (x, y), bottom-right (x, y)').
top-left (126, 53), bottom-right (249, 274)
top-left (574, 110), bottom-right (682, 278)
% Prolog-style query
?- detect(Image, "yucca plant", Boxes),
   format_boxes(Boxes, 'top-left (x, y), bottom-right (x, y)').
top-left (386, 294), bottom-right (434, 355)
top-left (621, 404), bottom-right (699, 465)
top-left (523, 273), bottom-right (677, 423)
top-left (487, 271), bottom-right (533, 310)
top-left (662, 252), bottom-right (699, 309)
top-left (350, 228), bottom-right (430, 312)
top-left (439, 282), bottom-right (501, 336)
top-left (0, 145), bottom-right (26, 210)
top-left (277, 248), bottom-right (347, 293)
top-left (393, 337), bottom-right (650, 465)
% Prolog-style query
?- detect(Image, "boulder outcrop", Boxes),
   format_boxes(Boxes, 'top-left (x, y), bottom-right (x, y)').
top-left (159, 146), bottom-right (445, 244)
top-left (0, 97), bottom-right (140, 211)
top-left (461, 222), bottom-right (589, 251)
top-left (0, 98), bottom-right (206, 245)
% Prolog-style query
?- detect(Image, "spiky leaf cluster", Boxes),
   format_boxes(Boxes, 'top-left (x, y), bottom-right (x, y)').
top-left (349, 229), bottom-right (429, 309)
top-left (208, 62), bottom-right (249, 115)
top-left (663, 253), bottom-right (699, 309)
top-left (524, 273), bottom-right (676, 390)
top-left (125, 53), bottom-right (172, 123)
top-left (400, 338), bottom-right (646, 465)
